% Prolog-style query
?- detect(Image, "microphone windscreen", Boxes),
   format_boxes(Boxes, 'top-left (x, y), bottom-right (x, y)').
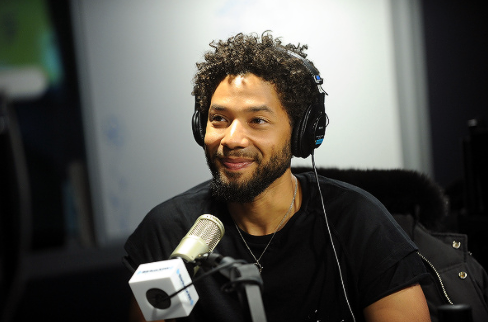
top-left (170, 214), bottom-right (225, 262)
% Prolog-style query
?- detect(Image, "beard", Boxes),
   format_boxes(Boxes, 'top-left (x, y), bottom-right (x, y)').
top-left (205, 141), bottom-right (292, 203)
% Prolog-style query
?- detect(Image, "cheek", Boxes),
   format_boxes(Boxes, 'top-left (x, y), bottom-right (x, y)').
top-left (203, 126), bottom-right (221, 148)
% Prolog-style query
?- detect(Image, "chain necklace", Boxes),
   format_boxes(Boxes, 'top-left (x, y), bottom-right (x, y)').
top-left (233, 176), bottom-right (298, 273)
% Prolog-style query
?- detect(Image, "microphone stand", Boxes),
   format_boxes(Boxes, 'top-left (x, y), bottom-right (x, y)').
top-left (197, 253), bottom-right (267, 322)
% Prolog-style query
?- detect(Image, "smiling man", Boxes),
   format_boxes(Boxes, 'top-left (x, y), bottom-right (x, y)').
top-left (124, 32), bottom-right (431, 322)
top-left (205, 73), bottom-right (293, 206)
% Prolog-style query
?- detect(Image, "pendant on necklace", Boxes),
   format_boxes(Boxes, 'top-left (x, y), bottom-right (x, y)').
top-left (255, 262), bottom-right (263, 273)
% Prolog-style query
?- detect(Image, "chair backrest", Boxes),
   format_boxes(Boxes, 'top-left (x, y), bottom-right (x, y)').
top-left (291, 166), bottom-right (449, 231)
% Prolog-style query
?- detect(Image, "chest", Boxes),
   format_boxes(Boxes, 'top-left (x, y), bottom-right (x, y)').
top-left (201, 215), bottom-right (358, 322)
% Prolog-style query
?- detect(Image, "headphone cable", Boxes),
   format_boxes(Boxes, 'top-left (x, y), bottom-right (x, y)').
top-left (311, 153), bottom-right (356, 322)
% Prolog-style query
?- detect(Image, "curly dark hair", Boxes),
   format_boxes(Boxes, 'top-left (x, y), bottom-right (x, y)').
top-left (192, 31), bottom-right (322, 127)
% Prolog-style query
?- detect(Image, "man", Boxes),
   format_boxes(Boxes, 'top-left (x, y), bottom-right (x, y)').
top-left (124, 32), bottom-right (431, 322)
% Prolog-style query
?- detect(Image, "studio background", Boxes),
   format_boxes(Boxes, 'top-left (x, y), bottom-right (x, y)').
top-left (0, 0), bottom-right (486, 321)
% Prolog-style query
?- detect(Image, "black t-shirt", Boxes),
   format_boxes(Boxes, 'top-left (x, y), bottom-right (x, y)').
top-left (124, 172), bottom-right (427, 322)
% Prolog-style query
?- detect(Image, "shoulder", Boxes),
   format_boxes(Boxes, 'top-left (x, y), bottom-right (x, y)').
top-left (297, 171), bottom-right (393, 221)
top-left (297, 170), bottom-right (417, 266)
top-left (295, 171), bottom-right (427, 311)
top-left (145, 179), bottom-right (213, 223)
top-left (297, 170), bottom-right (411, 240)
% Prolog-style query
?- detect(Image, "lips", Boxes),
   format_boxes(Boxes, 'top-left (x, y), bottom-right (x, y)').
top-left (220, 158), bottom-right (253, 171)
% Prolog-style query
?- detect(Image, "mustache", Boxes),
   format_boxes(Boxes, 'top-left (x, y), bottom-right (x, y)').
top-left (212, 148), bottom-right (258, 160)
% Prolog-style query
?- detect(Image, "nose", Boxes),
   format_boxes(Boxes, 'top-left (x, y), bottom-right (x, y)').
top-left (220, 119), bottom-right (249, 149)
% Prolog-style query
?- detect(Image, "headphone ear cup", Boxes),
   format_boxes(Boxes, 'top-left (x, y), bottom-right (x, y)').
top-left (192, 107), bottom-right (205, 147)
top-left (291, 110), bottom-right (306, 157)
top-left (291, 103), bottom-right (327, 158)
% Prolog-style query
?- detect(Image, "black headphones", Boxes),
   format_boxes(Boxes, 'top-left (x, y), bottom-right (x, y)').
top-left (191, 49), bottom-right (328, 158)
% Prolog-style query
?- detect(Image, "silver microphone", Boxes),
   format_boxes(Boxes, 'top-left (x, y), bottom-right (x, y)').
top-left (170, 214), bottom-right (225, 263)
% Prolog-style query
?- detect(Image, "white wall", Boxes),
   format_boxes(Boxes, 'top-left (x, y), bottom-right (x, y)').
top-left (70, 0), bottom-right (429, 245)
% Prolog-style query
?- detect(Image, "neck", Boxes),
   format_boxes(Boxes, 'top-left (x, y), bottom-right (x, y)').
top-left (229, 170), bottom-right (301, 236)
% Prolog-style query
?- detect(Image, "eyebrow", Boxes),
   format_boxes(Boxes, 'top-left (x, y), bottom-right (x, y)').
top-left (209, 104), bottom-right (275, 114)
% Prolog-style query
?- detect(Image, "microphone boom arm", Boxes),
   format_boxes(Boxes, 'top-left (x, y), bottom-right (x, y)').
top-left (196, 253), bottom-right (268, 322)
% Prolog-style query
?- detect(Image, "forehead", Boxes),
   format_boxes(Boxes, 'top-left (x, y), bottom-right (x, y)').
top-left (210, 74), bottom-right (284, 112)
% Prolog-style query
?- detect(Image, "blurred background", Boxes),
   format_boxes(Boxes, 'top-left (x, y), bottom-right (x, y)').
top-left (0, 0), bottom-right (486, 321)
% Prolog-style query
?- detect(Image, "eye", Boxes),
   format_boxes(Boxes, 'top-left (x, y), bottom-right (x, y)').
top-left (209, 114), bottom-right (227, 123)
top-left (250, 117), bottom-right (268, 125)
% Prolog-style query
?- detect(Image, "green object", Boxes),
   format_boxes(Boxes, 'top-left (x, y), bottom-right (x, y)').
top-left (0, 0), bottom-right (63, 86)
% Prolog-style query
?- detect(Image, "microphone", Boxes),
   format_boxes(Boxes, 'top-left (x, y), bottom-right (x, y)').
top-left (129, 214), bottom-right (225, 321)
top-left (170, 214), bottom-right (225, 274)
